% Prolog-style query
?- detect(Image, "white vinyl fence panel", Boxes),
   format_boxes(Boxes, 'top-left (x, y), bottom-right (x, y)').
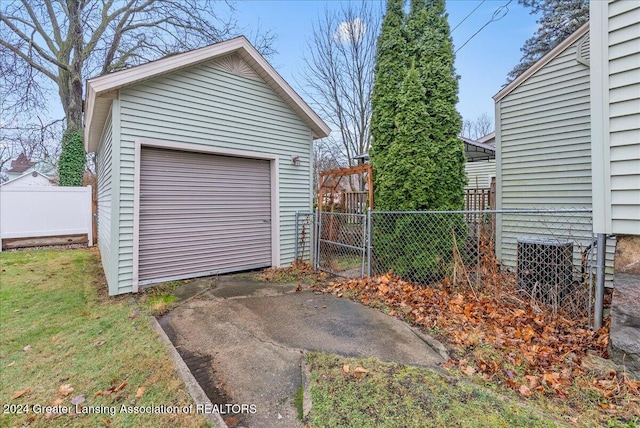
top-left (0, 186), bottom-right (93, 251)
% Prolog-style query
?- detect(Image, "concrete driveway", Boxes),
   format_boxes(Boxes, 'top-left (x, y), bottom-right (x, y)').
top-left (158, 274), bottom-right (444, 427)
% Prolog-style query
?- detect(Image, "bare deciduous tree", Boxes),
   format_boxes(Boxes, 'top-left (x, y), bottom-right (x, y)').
top-left (312, 137), bottom-right (344, 195)
top-left (461, 113), bottom-right (494, 141)
top-left (0, 0), bottom-right (275, 153)
top-left (301, 1), bottom-right (382, 170)
top-left (0, 118), bottom-right (64, 181)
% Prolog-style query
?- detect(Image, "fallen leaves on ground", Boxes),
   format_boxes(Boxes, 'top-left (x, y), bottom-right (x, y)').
top-left (260, 260), bottom-right (327, 283)
top-left (58, 384), bottom-right (74, 396)
top-left (317, 273), bottom-right (640, 411)
top-left (135, 386), bottom-right (146, 399)
top-left (71, 394), bottom-right (85, 405)
top-left (12, 388), bottom-right (30, 399)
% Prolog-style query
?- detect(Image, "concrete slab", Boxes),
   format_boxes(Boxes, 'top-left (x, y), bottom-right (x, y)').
top-left (159, 274), bottom-right (444, 427)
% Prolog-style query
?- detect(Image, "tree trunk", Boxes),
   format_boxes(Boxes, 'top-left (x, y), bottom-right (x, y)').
top-left (59, 69), bottom-right (83, 130)
top-left (59, 0), bottom-right (84, 131)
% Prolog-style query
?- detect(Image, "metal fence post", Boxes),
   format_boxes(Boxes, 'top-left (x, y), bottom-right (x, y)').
top-left (294, 211), bottom-right (299, 261)
top-left (314, 207), bottom-right (320, 270)
top-left (367, 207), bottom-right (372, 277)
top-left (594, 233), bottom-right (606, 330)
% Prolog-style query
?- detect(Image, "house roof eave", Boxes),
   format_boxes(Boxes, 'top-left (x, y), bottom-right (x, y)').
top-left (493, 23), bottom-right (590, 103)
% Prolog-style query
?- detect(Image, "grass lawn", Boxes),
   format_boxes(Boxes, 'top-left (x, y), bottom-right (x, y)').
top-left (305, 352), bottom-right (560, 428)
top-left (0, 248), bottom-right (208, 427)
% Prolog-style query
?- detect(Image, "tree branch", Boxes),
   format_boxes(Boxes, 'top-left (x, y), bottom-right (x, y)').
top-left (19, 0), bottom-right (60, 56)
top-left (0, 39), bottom-right (57, 81)
top-left (0, 13), bottom-right (67, 72)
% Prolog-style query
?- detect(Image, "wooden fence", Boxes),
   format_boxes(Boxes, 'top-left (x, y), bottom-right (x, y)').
top-left (465, 184), bottom-right (495, 212)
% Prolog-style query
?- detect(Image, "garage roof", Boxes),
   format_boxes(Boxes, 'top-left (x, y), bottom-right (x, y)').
top-left (84, 36), bottom-right (331, 152)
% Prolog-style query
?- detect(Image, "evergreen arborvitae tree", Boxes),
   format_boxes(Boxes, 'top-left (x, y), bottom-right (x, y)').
top-left (58, 128), bottom-right (86, 186)
top-left (371, 0), bottom-right (467, 283)
top-left (369, 0), bottom-right (407, 208)
top-left (409, 0), bottom-right (466, 211)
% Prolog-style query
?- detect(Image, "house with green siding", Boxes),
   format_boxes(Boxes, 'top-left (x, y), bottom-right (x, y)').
top-left (589, 0), bottom-right (640, 373)
top-left (492, 23), bottom-right (606, 279)
top-left (84, 36), bottom-right (330, 296)
top-left (464, 133), bottom-right (495, 192)
top-left (493, 0), bottom-right (639, 366)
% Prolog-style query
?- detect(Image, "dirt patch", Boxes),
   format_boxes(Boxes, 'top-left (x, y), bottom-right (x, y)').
top-left (159, 318), bottom-right (247, 427)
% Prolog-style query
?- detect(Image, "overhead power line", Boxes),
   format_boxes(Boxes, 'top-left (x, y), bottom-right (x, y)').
top-left (452, 0), bottom-right (486, 33)
top-left (455, 0), bottom-right (513, 54)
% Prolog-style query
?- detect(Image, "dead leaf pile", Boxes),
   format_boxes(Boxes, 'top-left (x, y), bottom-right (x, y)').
top-left (260, 260), bottom-right (327, 283)
top-left (319, 273), bottom-right (640, 409)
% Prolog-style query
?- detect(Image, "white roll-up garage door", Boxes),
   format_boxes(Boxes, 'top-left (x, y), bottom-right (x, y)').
top-left (138, 147), bottom-right (272, 285)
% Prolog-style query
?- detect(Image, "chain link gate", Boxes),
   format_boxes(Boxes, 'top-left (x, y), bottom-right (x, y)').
top-left (316, 211), bottom-right (368, 278)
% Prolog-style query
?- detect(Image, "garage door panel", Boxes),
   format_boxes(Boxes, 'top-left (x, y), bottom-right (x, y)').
top-left (139, 147), bottom-right (272, 284)
top-left (140, 253), bottom-right (271, 277)
top-left (140, 248), bottom-right (271, 270)
top-left (139, 215), bottom-right (270, 226)
top-left (139, 232), bottom-right (272, 249)
top-left (139, 223), bottom-right (271, 234)
top-left (140, 247), bottom-right (273, 266)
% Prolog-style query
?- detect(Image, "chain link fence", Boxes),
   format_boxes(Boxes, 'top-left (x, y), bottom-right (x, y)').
top-left (295, 208), bottom-right (599, 322)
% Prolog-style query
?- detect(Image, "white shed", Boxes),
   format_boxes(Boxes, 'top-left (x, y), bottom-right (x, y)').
top-left (84, 37), bottom-right (330, 295)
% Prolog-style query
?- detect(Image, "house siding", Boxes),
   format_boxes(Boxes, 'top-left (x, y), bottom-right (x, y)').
top-left (96, 111), bottom-right (115, 290)
top-left (496, 33), bottom-right (615, 284)
top-left (115, 61), bottom-right (312, 293)
top-left (608, 0), bottom-right (640, 235)
top-left (465, 160), bottom-right (495, 189)
top-left (498, 36), bottom-right (591, 210)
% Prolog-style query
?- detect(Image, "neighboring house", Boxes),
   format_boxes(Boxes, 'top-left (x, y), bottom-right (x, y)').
top-left (83, 36), bottom-right (330, 296)
top-left (493, 22), bottom-right (615, 283)
top-left (355, 135), bottom-right (496, 192)
top-left (6, 153), bottom-right (36, 180)
top-left (461, 135), bottom-right (496, 191)
top-left (494, 0), bottom-right (639, 368)
top-left (0, 171), bottom-right (55, 189)
top-left (5, 153), bottom-right (56, 182)
top-left (590, 0), bottom-right (640, 372)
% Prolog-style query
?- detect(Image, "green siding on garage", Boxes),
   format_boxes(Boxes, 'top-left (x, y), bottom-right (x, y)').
top-left (104, 59), bottom-right (313, 294)
top-left (96, 112), bottom-right (115, 290)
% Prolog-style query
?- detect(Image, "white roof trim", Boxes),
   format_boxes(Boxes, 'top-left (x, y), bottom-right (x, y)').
top-left (1, 171), bottom-right (54, 187)
top-left (477, 131), bottom-right (495, 144)
top-left (84, 36), bottom-right (331, 152)
top-left (494, 23), bottom-right (590, 102)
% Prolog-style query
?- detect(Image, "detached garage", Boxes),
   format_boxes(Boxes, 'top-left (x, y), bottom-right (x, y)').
top-left (84, 36), bottom-right (330, 295)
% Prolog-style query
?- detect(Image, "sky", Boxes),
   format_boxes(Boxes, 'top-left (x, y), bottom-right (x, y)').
top-left (232, 0), bottom-right (540, 128)
top-left (34, 1), bottom-right (540, 133)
